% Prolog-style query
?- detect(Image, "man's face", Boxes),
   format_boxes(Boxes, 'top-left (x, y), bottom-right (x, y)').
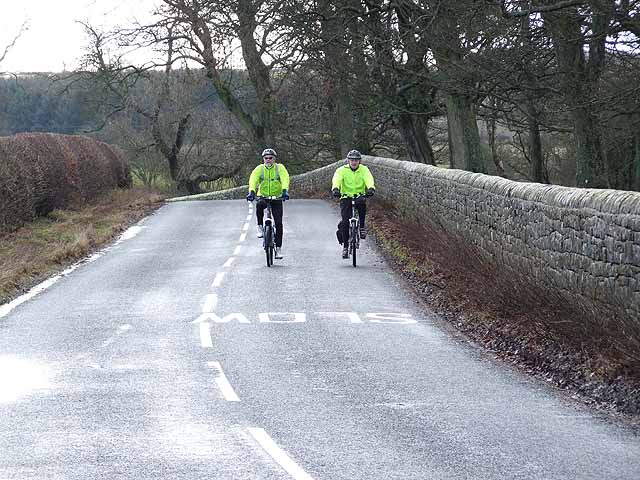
top-left (348, 158), bottom-right (360, 169)
top-left (263, 155), bottom-right (275, 167)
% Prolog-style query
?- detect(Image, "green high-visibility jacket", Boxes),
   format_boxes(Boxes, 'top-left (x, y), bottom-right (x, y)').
top-left (248, 163), bottom-right (290, 197)
top-left (331, 164), bottom-right (375, 197)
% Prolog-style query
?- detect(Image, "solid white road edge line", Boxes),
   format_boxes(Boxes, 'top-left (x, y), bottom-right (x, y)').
top-left (0, 225), bottom-right (142, 319)
top-left (212, 272), bottom-right (225, 288)
top-left (207, 361), bottom-right (240, 401)
top-left (200, 322), bottom-right (213, 348)
top-left (248, 428), bottom-right (315, 480)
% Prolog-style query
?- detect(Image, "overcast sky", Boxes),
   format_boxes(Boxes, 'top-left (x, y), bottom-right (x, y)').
top-left (0, 0), bottom-right (160, 73)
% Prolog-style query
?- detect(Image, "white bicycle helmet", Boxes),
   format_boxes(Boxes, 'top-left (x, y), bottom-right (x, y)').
top-left (262, 148), bottom-right (277, 158)
top-left (346, 149), bottom-right (361, 160)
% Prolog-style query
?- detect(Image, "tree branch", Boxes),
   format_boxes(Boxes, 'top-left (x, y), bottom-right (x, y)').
top-left (496, 0), bottom-right (586, 18)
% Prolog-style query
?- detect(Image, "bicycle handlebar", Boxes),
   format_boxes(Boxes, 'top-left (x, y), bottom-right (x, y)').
top-left (255, 195), bottom-right (281, 201)
top-left (341, 193), bottom-right (367, 200)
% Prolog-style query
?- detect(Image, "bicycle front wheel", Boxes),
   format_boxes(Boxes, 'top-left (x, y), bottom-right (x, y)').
top-left (264, 226), bottom-right (274, 267)
top-left (351, 225), bottom-right (358, 267)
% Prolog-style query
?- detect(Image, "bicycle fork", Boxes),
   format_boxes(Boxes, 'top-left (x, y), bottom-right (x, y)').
top-left (349, 205), bottom-right (360, 254)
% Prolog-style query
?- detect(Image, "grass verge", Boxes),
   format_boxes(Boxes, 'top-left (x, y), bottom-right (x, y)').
top-left (0, 188), bottom-right (165, 305)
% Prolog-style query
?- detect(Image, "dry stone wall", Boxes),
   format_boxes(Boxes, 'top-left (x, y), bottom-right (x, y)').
top-left (365, 157), bottom-right (640, 319)
top-left (168, 157), bottom-right (640, 317)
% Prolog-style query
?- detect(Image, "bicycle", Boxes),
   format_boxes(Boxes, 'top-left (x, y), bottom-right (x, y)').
top-left (253, 196), bottom-right (279, 267)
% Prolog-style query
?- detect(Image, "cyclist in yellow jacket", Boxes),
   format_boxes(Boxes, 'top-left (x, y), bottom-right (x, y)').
top-left (246, 148), bottom-right (290, 259)
top-left (331, 150), bottom-right (375, 259)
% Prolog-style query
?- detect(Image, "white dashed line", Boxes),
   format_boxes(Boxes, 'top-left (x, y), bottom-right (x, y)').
top-left (212, 272), bottom-right (226, 288)
top-left (242, 223), bottom-right (249, 231)
top-left (246, 214), bottom-right (252, 221)
top-left (248, 428), bottom-right (314, 480)
top-left (202, 294), bottom-right (218, 313)
top-left (200, 322), bottom-right (213, 348)
top-left (239, 233), bottom-right (247, 242)
top-left (224, 257), bottom-right (236, 268)
top-left (233, 246), bottom-right (242, 256)
top-left (207, 361), bottom-right (240, 401)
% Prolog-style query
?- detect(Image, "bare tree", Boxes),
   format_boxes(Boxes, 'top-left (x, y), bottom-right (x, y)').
top-left (0, 21), bottom-right (28, 70)
top-left (146, 0), bottom-right (307, 154)
top-left (80, 23), bottom-right (240, 194)
top-left (499, 0), bottom-right (640, 188)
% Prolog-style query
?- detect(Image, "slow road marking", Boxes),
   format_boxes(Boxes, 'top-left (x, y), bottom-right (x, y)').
top-left (192, 312), bottom-right (417, 325)
top-left (200, 322), bottom-right (213, 348)
top-left (202, 294), bottom-right (218, 313)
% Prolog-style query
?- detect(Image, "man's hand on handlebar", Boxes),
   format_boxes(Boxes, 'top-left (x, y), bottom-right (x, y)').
top-left (332, 188), bottom-right (341, 198)
top-left (366, 188), bottom-right (375, 198)
top-left (246, 190), bottom-right (256, 202)
top-left (281, 189), bottom-right (290, 201)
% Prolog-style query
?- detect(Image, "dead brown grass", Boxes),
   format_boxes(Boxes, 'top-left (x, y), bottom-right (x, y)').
top-left (0, 188), bottom-right (165, 304)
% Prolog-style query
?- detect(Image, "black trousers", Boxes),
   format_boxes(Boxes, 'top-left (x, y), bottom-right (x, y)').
top-left (256, 199), bottom-right (284, 247)
top-left (339, 197), bottom-right (366, 244)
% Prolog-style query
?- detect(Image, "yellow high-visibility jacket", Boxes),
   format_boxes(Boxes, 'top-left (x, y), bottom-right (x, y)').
top-left (248, 163), bottom-right (290, 197)
top-left (331, 164), bottom-right (375, 197)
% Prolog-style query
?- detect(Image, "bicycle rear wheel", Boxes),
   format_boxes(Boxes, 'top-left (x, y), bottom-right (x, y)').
top-left (264, 226), bottom-right (274, 267)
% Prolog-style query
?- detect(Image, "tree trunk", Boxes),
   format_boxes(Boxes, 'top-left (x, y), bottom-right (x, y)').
top-left (572, 103), bottom-right (608, 188)
top-left (349, 16), bottom-right (374, 155)
top-left (398, 113), bottom-right (435, 164)
top-left (428, 1), bottom-right (485, 173)
top-left (634, 126), bottom-right (640, 191)
top-left (518, 6), bottom-right (546, 183)
top-left (486, 97), bottom-right (504, 176)
top-left (542, 1), bottom-right (612, 188)
top-left (527, 112), bottom-right (545, 183)
top-left (237, 0), bottom-right (276, 149)
top-left (445, 94), bottom-right (485, 172)
top-left (363, 0), bottom-right (435, 160)
top-left (319, 0), bottom-right (354, 157)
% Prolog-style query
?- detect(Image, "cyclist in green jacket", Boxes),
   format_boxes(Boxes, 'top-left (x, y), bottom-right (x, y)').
top-left (331, 150), bottom-right (375, 259)
top-left (246, 148), bottom-right (290, 259)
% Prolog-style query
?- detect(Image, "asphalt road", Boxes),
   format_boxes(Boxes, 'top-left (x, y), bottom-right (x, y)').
top-left (0, 199), bottom-right (638, 479)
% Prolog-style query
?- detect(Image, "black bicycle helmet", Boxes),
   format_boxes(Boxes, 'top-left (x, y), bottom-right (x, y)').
top-left (346, 149), bottom-right (361, 160)
top-left (262, 148), bottom-right (277, 158)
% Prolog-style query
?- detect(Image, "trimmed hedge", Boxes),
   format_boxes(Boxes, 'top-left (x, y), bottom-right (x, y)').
top-left (0, 133), bottom-right (131, 233)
